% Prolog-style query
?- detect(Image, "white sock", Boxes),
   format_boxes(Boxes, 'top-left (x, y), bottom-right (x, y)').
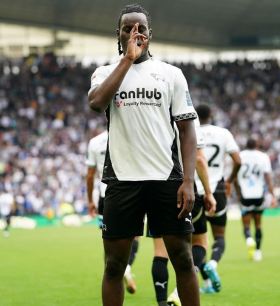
top-left (246, 237), bottom-right (255, 246)
top-left (204, 279), bottom-right (212, 288)
top-left (209, 260), bottom-right (218, 269)
top-left (173, 288), bottom-right (178, 295)
top-left (125, 265), bottom-right (131, 275)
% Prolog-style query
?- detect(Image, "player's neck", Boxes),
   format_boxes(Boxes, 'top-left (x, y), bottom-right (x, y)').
top-left (200, 119), bottom-right (211, 126)
top-left (133, 52), bottom-right (151, 64)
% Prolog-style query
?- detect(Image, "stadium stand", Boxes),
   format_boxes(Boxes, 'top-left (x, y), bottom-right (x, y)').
top-left (0, 54), bottom-right (279, 215)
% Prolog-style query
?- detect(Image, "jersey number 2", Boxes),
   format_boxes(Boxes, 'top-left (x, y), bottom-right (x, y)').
top-left (207, 144), bottom-right (220, 167)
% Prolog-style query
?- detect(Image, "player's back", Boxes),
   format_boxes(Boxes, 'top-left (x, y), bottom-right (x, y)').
top-left (0, 193), bottom-right (13, 216)
top-left (238, 150), bottom-right (271, 199)
top-left (195, 124), bottom-right (239, 195)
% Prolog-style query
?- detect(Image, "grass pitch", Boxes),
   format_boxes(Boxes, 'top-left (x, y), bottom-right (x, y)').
top-left (1, 216), bottom-right (280, 306)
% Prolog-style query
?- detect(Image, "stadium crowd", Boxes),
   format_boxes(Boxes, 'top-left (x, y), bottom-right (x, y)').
top-left (0, 54), bottom-right (279, 215)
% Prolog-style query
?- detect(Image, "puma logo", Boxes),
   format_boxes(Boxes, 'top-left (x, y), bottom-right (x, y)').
top-left (155, 281), bottom-right (167, 289)
top-left (185, 218), bottom-right (191, 224)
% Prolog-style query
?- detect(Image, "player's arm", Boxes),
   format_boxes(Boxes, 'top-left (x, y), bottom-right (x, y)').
top-left (87, 167), bottom-right (97, 217)
top-left (225, 152), bottom-right (241, 197)
top-left (233, 178), bottom-right (241, 203)
top-left (176, 120), bottom-right (197, 219)
top-left (196, 148), bottom-right (216, 216)
top-left (264, 173), bottom-right (278, 208)
top-left (88, 23), bottom-right (147, 112)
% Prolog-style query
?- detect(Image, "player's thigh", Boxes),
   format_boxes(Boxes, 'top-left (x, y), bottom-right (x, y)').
top-left (210, 224), bottom-right (226, 237)
top-left (146, 181), bottom-right (194, 236)
top-left (103, 181), bottom-right (146, 239)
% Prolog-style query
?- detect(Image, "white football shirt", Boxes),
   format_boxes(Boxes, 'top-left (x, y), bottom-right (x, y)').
top-left (90, 58), bottom-right (197, 182)
top-left (195, 124), bottom-right (239, 195)
top-left (85, 131), bottom-right (108, 197)
top-left (0, 193), bottom-right (13, 216)
top-left (238, 150), bottom-right (272, 199)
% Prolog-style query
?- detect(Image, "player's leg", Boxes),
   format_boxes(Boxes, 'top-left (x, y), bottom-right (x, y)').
top-left (3, 214), bottom-right (10, 237)
top-left (242, 211), bottom-right (256, 259)
top-left (253, 212), bottom-right (263, 261)
top-left (147, 181), bottom-right (199, 306)
top-left (124, 236), bottom-right (139, 293)
top-left (208, 224), bottom-right (226, 268)
top-left (102, 181), bottom-right (146, 306)
top-left (163, 234), bottom-right (200, 306)
top-left (152, 237), bottom-right (169, 306)
top-left (103, 238), bottom-right (135, 306)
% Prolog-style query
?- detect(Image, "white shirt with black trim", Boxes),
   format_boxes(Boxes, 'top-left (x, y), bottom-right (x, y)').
top-left (90, 58), bottom-right (197, 182)
top-left (195, 124), bottom-right (239, 195)
top-left (85, 131), bottom-right (108, 197)
top-left (238, 149), bottom-right (272, 199)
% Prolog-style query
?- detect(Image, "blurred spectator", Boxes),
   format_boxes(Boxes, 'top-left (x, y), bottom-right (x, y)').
top-left (0, 54), bottom-right (279, 215)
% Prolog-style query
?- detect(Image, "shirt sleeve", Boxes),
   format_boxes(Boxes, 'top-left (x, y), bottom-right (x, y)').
top-left (225, 130), bottom-right (239, 153)
top-left (263, 154), bottom-right (272, 173)
top-left (85, 139), bottom-right (97, 168)
top-left (89, 66), bottom-right (109, 91)
top-left (194, 118), bottom-right (204, 148)
top-left (171, 68), bottom-right (197, 121)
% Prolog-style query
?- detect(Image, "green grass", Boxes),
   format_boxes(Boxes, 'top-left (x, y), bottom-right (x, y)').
top-left (1, 217), bottom-right (280, 306)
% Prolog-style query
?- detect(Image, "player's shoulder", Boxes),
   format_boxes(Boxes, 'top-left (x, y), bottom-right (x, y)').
top-left (91, 63), bottom-right (119, 77)
top-left (152, 59), bottom-right (183, 75)
top-left (89, 131), bottom-right (108, 146)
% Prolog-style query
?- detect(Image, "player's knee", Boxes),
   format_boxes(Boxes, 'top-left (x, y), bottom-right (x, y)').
top-left (104, 258), bottom-right (126, 280)
top-left (172, 248), bottom-right (193, 274)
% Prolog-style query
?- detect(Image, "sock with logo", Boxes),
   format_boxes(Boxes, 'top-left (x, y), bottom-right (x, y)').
top-left (211, 236), bottom-right (225, 262)
top-left (192, 245), bottom-right (206, 272)
top-left (200, 256), bottom-right (209, 280)
top-left (244, 227), bottom-right (251, 239)
top-left (255, 228), bottom-right (262, 250)
top-left (128, 240), bottom-right (139, 266)
top-left (152, 256), bottom-right (169, 303)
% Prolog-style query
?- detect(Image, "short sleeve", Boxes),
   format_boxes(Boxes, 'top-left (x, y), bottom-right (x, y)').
top-left (171, 69), bottom-right (197, 121)
top-left (194, 118), bottom-right (204, 148)
top-left (89, 66), bottom-right (109, 91)
top-left (225, 130), bottom-right (239, 153)
top-left (263, 154), bottom-right (272, 173)
top-left (85, 139), bottom-right (97, 168)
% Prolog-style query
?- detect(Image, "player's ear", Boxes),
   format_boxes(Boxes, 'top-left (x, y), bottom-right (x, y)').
top-left (149, 29), bottom-right (152, 40)
top-left (116, 29), bottom-right (120, 39)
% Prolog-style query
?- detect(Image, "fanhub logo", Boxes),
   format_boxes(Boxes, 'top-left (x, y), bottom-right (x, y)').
top-left (115, 100), bottom-right (123, 108)
top-left (114, 88), bottom-right (162, 101)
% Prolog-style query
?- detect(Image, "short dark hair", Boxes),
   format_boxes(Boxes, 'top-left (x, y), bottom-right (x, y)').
top-left (118, 3), bottom-right (151, 29)
top-left (195, 104), bottom-right (212, 121)
top-left (246, 138), bottom-right (257, 149)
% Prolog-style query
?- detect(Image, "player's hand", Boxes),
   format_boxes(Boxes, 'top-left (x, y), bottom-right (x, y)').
top-left (224, 180), bottom-right (232, 197)
top-left (177, 181), bottom-right (195, 219)
top-left (270, 196), bottom-right (278, 209)
top-left (125, 23), bottom-right (148, 62)
top-left (203, 193), bottom-right (217, 217)
top-left (88, 201), bottom-right (97, 218)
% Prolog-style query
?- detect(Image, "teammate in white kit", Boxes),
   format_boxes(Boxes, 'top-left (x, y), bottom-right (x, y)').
top-left (236, 138), bottom-right (277, 261)
top-left (195, 104), bottom-right (241, 293)
top-left (88, 4), bottom-right (199, 306)
top-left (0, 190), bottom-right (14, 237)
top-left (86, 130), bottom-right (139, 294)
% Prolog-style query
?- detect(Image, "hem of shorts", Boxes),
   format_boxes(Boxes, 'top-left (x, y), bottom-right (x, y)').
top-left (193, 230), bottom-right (207, 235)
top-left (102, 232), bottom-right (143, 239)
top-left (151, 229), bottom-right (194, 236)
top-left (102, 177), bottom-right (183, 182)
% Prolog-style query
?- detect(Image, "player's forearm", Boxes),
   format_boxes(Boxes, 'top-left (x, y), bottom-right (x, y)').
top-left (87, 177), bottom-right (94, 202)
top-left (227, 152), bottom-right (241, 183)
top-left (178, 120), bottom-right (197, 183)
top-left (88, 57), bottom-right (133, 112)
top-left (265, 173), bottom-right (275, 196)
top-left (196, 154), bottom-right (212, 195)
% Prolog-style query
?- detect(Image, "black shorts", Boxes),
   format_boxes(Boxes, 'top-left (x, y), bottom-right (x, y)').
top-left (146, 192), bottom-right (205, 238)
top-left (103, 181), bottom-right (194, 239)
top-left (98, 196), bottom-right (105, 216)
top-left (192, 194), bottom-right (207, 235)
top-left (206, 192), bottom-right (227, 227)
top-left (241, 197), bottom-right (264, 215)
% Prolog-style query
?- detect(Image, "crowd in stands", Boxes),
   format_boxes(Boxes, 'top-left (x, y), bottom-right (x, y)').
top-left (0, 54), bottom-right (279, 215)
